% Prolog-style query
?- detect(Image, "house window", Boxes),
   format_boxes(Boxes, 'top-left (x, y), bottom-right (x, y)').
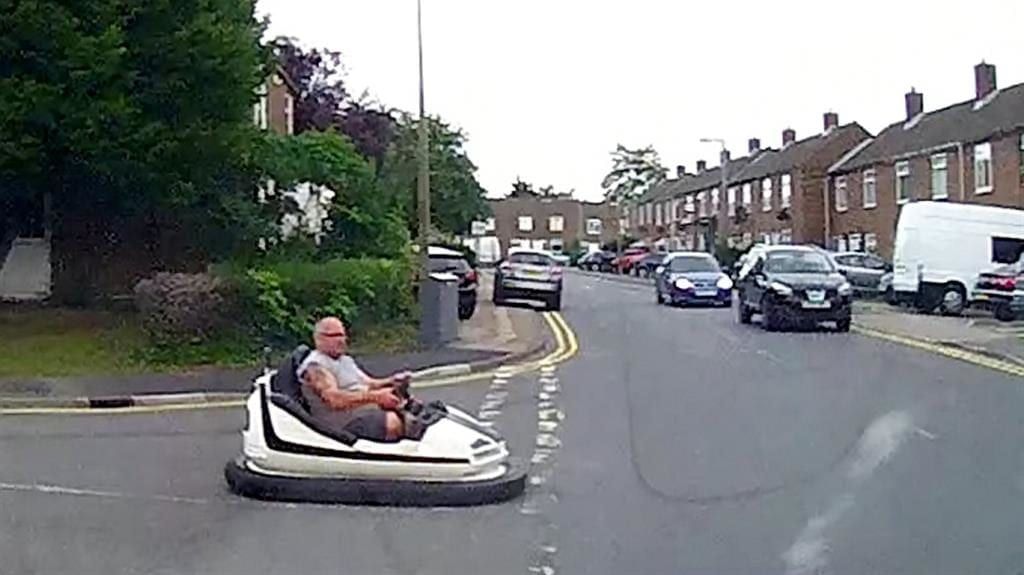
top-left (864, 233), bottom-right (878, 253)
top-left (742, 183), bottom-right (752, 207)
top-left (862, 169), bottom-right (877, 208)
top-left (849, 233), bottom-right (863, 252)
top-left (485, 217), bottom-right (496, 232)
top-left (517, 216), bottom-right (534, 232)
top-left (548, 215), bottom-right (564, 232)
top-left (284, 93), bottom-right (295, 135)
top-left (780, 228), bottom-right (792, 244)
top-left (711, 188), bottom-right (720, 215)
top-left (586, 218), bottom-right (602, 236)
top-left (254, 85), bottom-right (269, 130)
top-left (697, 191), bottom-right (707, 217)
top-left (781, 174), bottom-right (792, 208)
top-left (761, 178), bottom-right (773, 212)
top-left (655, 203), bottom-right (664, 226)
top-left (645, 203), bottom-right (653, 224)
top-left (930, 154), bottom-right (948, 199)
top-left (895, 161), bottom-right (911, 203)
top-left (835, 176), bottom-right (848, 212)
top-left (974, 142), bottom-right (992, 194)
top-left (727, 187), bottom-right (738, 216)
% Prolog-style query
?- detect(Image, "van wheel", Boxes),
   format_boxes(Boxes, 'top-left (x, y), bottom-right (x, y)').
top-left (938, 283), bottom-right (966, 316)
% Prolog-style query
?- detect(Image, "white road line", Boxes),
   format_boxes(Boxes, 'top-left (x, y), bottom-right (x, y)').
top-left (0, 481), bottom-right (209, 505)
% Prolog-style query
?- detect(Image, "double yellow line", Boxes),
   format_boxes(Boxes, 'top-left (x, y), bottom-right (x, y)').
top-left (0, 312), bottom-right (580, 416)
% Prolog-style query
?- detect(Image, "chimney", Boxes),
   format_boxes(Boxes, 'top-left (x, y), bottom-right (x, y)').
top-left (975, 61), bottom-right (997, 99)
top-left (782, 128), bottom-right (796, 146)
top-left (748, 138), bottom-right (761, 154)
top-left (696, 160), bottom-right (707, 173)
top-left (720, 149), bottom-right (731, 165)
top-left (823, 111), bottom-right (839, 131)
top-left (676, 165), bottom-right (687, 179)
top-left (905, 88), bottom-right (923, 120)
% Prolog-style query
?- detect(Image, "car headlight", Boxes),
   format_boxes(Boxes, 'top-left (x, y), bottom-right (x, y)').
top-left (674, 277), bottom-right (694, 290)
top-left (769, 281), bottom-right (793, 296)
top-left (716, 275), bottom-right (733, 290)
top-left (838, 282), bottom-right (852, 296)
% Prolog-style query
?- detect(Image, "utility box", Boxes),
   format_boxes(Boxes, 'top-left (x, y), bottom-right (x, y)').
top-left (419, 272), bottom-right (459, 347)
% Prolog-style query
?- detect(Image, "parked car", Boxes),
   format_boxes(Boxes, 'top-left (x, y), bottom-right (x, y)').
top-left (830, 251), bottom-right (891, 295)
top-left (736, 245), bottom-right (853, 331)
top-left (974, 257), bottom-right (1023, 321)
top-left (892, 201), bottom-right (1024, 315)
top-left (428, 246), bottom-right (478, 320)
top-left (548, 252), bottom-right (571, 267)
top-left (654, 252), bottom-right (733, 307)
top-left (612, 247), bottom-right (650, 275)
top-left (633, 252), bottom-right (667, 278)
top-left (493, 249), bottom-right (563, 311)
top-left (577, 250), bottom-right (615, 272)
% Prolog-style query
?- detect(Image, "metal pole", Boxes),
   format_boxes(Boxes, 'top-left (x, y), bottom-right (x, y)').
top-left (715, 151), bottom-right (726, 255)
top-left (416, 0), bottom-right (430, 248)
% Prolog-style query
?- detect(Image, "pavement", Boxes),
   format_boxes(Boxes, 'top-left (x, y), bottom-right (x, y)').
top-left (3, 273), bottom-right (1024, 574)
top-left (0, 279), bottom-right (547, 405)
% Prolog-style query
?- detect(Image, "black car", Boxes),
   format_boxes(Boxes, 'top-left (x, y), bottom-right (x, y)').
top-left (428, 246), bottom-right (478, 320)
top-left (735, 245), bottom-right (853, 331)
top-left (577, 250), bottom-right (615, 272)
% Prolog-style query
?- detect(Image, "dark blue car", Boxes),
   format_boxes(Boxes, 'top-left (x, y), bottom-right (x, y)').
top-left (654, 252), bottom-right (733, 307)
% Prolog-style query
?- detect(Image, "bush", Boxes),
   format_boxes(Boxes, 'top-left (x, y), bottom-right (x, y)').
top-left (134, 272), bottom-right (235, 344)
top-left (223, 257), bottom-right (415, 347)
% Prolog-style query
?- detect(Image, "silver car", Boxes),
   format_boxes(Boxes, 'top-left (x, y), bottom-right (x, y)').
top-left (830, 252), bottom-right (891, 294)
top-left (493, 249), bottom-right (563, 310)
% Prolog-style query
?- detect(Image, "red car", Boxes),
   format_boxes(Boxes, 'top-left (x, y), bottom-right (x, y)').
top-left (613, 247), bottom-right (650, 275)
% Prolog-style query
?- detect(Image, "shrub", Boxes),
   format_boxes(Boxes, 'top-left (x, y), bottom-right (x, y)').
top-left (222, 257), bottom-right (415, 347)
top-left (133, 272), bottom-right (234, 344)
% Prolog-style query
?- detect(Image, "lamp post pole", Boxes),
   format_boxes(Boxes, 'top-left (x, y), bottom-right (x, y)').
top-left (416, 0), bottom-right (430, 249)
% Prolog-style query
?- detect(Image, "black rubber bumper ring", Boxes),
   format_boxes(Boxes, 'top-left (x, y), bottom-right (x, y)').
top-left (224, 457), bottom-right (528, 507)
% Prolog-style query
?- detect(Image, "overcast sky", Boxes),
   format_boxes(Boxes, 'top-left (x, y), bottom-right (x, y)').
top-left (256, 0), bottom-right (1023, 202)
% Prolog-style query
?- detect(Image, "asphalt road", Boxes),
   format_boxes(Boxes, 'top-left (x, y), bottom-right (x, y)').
top-left (3, 272), bottom-right (1024, 574)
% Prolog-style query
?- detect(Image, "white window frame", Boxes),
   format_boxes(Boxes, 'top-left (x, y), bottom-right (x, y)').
top-left (548, 215), bottom-right (564, 233)
top-left (895, 161), bottom-right (911, 204)
top-left (930, 153), bottom-right (948, 200)
top-left (862, 169), bottom-right (877, 209)
top-left (727, 187), bottom-right (738, 216)
top-left (284, 93), bottom-right (295, 134)
top-left (585, 218), bottom-right (602, 236)
top-left (864, 232), bottom-right (878, 253)
top-left (254, 84), bottom-right (269, 130)
top-left (697, 191), bottom-right (707, 217)
top-left (849, 233), bottom-right (863, 252)
top-left (742, 183), bottom-right (752, 207)
top-left (485, 217), bottom-right (496, 232)
top-left (834, 176), bottom-right (848, 212)
top-left (645, 203), bottom-right (653, 224)
top-left (761, 178), bottom-right (773, 212)
top-left (684, 196), bottom-right (695, 221)
top-left (517, 216), bottom-right (534, 232)
top-left (711, 188), bottom-right (720, 215)
top-left (974, 142), bottom-right (993, 194)
top-left (781, 174), bottom-right (792, 209)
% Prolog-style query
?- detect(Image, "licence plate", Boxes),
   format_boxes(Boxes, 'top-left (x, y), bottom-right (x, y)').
top-left (806, 290), bottom-right (826, 302)
top-left (512, 280), bottom-right (554, 291)
top-left (802, 301), bottom-right (831, 309)
top-left (696, 289), bottom-right (718, 297)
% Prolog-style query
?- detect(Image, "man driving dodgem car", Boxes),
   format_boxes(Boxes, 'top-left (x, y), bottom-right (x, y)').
top-left (297, 316), bottom-right (412, 441)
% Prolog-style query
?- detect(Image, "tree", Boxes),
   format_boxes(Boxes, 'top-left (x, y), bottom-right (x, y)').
top-left (600, 145), bottom-right (667, 203)
top-left (0, 0), bottom-right (265, 301)
top-left (380, 114), bottom-right (490, 237)
top-left (271, 37), bottom-right (395, 170)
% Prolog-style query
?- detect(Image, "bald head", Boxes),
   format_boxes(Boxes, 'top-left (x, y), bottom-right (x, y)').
top-left (313, 316), bottom-right (348, 358)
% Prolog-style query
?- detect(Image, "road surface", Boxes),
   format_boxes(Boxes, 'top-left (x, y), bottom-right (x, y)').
top-left (2, 272), bottom-right (1023, 574)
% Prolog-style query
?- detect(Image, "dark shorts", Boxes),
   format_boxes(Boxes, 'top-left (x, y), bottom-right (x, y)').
top-left (342, 409), bottom-right (389, 441)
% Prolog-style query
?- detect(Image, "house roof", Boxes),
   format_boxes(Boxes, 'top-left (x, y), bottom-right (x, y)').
top-left (830, 82), bottom-right (1024, 174)
top-left (733, 123), bottom-right (867, 183)
top-left (637, 154), bottom-right (759, 204)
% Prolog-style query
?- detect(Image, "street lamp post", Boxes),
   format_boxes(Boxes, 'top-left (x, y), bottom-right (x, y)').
top-left (416, 0), bottom-right (430, 249)
top-left (700, 138), bottom-right (727, 256)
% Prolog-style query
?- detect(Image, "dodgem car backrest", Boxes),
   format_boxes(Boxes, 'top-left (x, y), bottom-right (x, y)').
top-left (270, 345), bottom-right (311, 411)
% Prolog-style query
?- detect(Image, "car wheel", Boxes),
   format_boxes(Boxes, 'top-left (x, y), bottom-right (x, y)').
top-left (938, 283), bottom-right (966, 316)
top-left (761, 299), bottom-right (782, 331)
top-left (458, 304), bottom-right (475, 320)
top-left (835, 317), bottom-right (851, 332)
top-left (493, 284), bottom-right (505, 306)
top-left (994, 302), bottom-right (1017, 322)
top-left (884, 286), bottom-right (896, 306)
top-left (736, 297), bottom-right (753, 325)
top-left (656, 289), bottom-right (665, 305)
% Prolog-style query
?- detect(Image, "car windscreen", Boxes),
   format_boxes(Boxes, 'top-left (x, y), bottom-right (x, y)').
top-left (509, 253), bottom-right (553, 266)
top-left (668, 256), bottom-right (719, 273)
top-left (428, 257), bottom-right (469, 273)
top-left (764, 251), bottom-right (834, 273)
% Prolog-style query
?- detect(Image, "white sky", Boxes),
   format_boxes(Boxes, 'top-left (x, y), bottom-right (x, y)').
top-left (257, 0), bottom-right (1024, 202)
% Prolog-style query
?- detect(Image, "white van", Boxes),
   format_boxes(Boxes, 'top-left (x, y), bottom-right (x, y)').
top-left (892, 201), bottom-right (1024, 314)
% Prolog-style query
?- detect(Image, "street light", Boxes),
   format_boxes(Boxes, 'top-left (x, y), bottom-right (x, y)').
top-left (699, 138), bottom-right (727, 255)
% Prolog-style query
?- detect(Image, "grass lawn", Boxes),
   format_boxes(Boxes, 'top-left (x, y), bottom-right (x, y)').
top-left (0, 306), bottom-right (420, 379)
